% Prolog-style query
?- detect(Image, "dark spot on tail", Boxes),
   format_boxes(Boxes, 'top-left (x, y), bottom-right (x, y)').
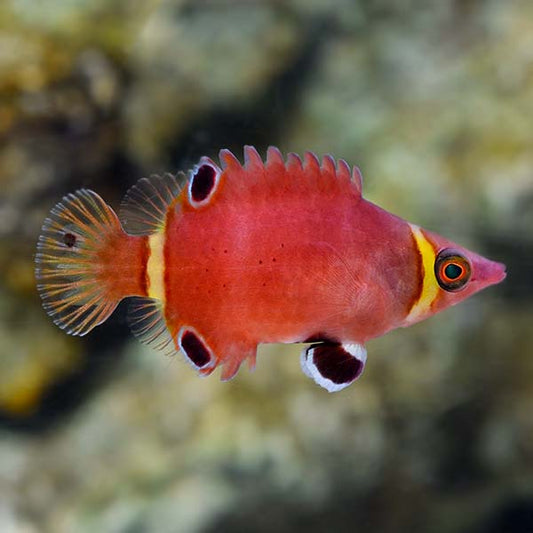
top-left (191, 164), bottom-right (216, 202)
top-left (311, 343), bottom-right (363, 385)
top-left (63, 232), bottom-right (77, 248)
top-left (180, 330), bottom-right (211, 368)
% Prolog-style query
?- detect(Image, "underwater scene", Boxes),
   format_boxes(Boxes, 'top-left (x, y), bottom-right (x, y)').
top-left (1, 1), bottom-right (532, 532)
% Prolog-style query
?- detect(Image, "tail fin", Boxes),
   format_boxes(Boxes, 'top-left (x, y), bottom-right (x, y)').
top-left (35, 189), bottom-right (148, 336)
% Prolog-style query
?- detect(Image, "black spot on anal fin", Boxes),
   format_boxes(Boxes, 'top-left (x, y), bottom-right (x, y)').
top-left (179, 328), bottom-right (214, 370)
top-left (300, 342), bottom-right (367, 393)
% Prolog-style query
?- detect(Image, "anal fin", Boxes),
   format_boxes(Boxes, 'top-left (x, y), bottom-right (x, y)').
top-left (220, 357), bottom-right (244, 382)
top-left (128, 297), bottom-right (176, 355)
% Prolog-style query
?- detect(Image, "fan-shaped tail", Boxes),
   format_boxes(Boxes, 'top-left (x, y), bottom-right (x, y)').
top-left (35, 189), bottom-right (149, 335)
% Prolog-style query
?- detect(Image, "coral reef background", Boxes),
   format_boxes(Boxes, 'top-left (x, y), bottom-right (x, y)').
top-left (0, 1), bottom-right (532, 532)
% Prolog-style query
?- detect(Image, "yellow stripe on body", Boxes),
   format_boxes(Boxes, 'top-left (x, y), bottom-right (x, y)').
top-left (405, 224), bottom-right (439, 323)
top-left (146, 232), bottom-right (165, 300)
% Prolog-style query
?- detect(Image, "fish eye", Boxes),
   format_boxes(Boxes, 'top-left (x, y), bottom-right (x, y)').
top-left (434, 249), bottom-right (471, 292)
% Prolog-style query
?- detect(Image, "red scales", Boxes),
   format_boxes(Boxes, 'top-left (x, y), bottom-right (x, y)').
top-left (35, 147), bottom-right (506, 392)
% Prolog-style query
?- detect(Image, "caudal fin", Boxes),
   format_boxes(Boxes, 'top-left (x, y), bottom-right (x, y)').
top-left (35, 189), bottom-right (148, 336)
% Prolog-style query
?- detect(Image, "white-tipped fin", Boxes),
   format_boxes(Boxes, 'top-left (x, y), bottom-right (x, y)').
top-left (300, 342), bottom-right (367, 393)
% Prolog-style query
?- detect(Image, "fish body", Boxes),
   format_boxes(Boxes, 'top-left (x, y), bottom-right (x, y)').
top-left (35, 147), bottom-right (506, 392)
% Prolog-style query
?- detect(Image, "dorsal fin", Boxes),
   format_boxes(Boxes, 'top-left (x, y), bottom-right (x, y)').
top-left (127, 297), bottom-right (176, 354)
top-left (243, 145), bottom-right (263, 172)
top-left (286, 152), bottom-right (303, 173)
top-left (219, 149), bottom-right (242, 171)
top-left (216, 147), bottom-right (363, 199)
top-left (266, 146), bottom-right (285, 169)
top-left (303, 151), bottom-right (321, 175)
top-left (350, 164), bottom-right (363, 196)
top-left (119, 172), bottom-right (185, 236)
top-left (321, 154), bottom-right (336, 178)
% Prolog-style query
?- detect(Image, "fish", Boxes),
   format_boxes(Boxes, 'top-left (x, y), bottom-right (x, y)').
top-left (35, 146), bottom-right (506, 392)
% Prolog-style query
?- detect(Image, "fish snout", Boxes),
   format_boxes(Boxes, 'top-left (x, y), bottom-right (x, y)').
top-left (473, 257), bottom-right (507, 286)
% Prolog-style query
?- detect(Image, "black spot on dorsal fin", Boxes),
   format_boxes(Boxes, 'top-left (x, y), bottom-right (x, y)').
top-left (300, 342), bottom-right (367, 393)
top-left (119, 172), bottom-right (185, 236)
top-left (187, 157), bottom-right (222, 208)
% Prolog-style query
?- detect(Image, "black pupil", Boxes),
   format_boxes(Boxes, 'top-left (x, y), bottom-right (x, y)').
top-left (444, 263), bottom-right (462, 279)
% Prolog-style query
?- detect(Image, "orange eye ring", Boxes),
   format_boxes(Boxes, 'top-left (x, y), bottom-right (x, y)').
top-left (434, 249), bottom-right (471, 292)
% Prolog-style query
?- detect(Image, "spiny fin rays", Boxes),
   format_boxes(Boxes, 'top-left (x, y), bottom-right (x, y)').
top-left (218, 146), bottom-right (362, 195)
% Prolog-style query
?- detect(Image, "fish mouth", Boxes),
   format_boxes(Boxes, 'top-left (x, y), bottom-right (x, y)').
top-left (471, 258), bottom-right (507, 287)
top-left (493, 261), bottom-right (507, 283)
top-left (486, 260), bottom-right (507, 285)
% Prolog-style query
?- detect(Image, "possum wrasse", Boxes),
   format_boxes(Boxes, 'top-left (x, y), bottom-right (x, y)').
top-left (35, 147), bottom-right (506, 392)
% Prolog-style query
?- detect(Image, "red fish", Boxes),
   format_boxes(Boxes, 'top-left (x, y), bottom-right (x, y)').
top-left (35, 147), bottom-right (506, 392)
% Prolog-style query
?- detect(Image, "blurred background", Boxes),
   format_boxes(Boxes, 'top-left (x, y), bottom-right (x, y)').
top-left (1, 0), bottom-right (532, 531)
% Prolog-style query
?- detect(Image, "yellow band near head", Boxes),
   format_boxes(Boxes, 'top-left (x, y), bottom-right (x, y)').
top-left (146, 232), bottom-right (165, 300)
top-left (405, 224), bottom-right (438, 322)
